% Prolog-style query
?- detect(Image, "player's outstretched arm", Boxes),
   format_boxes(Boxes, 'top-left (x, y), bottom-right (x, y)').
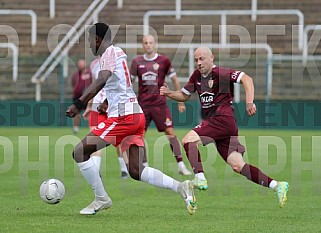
top-left (160, 83), bottom-right (190, 102)
top-left (83, 98), bottom-right (93, 120)
top-left (66, 70), bottom-right (112, 118)
top-left (171, 76), bottom-right (186, 112)
top-left (79, 70), bottom-right (111, 104)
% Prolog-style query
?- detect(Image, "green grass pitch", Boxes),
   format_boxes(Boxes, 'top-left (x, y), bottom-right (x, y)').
top-left (0, 127), bottom-right (320, 232)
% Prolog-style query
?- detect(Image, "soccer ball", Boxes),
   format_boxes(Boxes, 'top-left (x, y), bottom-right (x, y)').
top-left (39, 178), bottom-right (65, 204)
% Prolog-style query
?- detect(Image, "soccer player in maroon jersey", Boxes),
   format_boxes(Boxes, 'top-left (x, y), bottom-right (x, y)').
top-left (160, 46), bottom-right (289, 208)
top-left (70, 59), bottom-right (92, 134)
top-left (130, 34), bottom-right (192, 175)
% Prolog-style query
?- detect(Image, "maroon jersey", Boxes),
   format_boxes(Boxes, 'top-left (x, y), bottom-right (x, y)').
top-left (71, 69), bottom-right (92, 98)
top-left (130, 53), bottom-right (176, 106)
top-left (182, 65), bottom-right (244, 118)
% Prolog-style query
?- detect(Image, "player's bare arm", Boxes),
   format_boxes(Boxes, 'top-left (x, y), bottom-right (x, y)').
top-left (240, 74), bottom-right (256, 116)
top-left (171, 76), bottom-right (186, 112)
top-left (80, 70), bottom-right (111, 104)
top-left (66, 70), bottom-right (111, 118)
top-left (82, 98), bottom-right (93, 120)
top-left (160, 84), bottom-right (190, 102)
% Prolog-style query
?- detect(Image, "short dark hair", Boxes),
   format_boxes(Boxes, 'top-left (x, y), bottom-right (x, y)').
top-left (89, 23), bottom-right (111, 42)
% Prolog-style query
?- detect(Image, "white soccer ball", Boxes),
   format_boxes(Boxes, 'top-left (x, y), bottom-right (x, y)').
top-left (39, 179), bottom-right (65, 204)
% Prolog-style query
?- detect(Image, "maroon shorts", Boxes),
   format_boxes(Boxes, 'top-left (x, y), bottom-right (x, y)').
top-left (141, 104), bottom-right (173, 132)
top-left (193, 115), bottom-right (245, 161)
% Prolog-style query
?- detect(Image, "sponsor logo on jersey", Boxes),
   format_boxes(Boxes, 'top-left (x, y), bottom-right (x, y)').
top-left (200, 92), bottom-right (215, 104)
top-left (142, 71), bottom-right (157, 81)
top-left (201, 95), bottom-right (214, 103)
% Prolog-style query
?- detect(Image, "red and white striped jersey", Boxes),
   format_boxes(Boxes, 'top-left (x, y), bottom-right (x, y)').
top-left (100, 45), bottom-right (142, 117)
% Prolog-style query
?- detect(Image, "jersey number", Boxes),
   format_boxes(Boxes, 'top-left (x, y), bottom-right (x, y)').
top-left (122, 61), bottom-right (131, 87)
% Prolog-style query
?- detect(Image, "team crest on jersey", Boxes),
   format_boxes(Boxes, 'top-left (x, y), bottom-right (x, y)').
top-left (153, 63), bottom-right (159, 71)
top-left (208, 79), bottom-right (214, 88)
top-left (97, 122), bottom-right (105, 129)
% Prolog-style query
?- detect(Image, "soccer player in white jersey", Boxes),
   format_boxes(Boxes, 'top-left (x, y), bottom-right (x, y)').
top-left (83, 57), bottom-right (129, 178)
top-left (65, 23), bottom-right (196, 215)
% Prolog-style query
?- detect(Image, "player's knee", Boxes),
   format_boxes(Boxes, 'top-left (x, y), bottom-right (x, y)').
top-left (227, 151), bottom-right (245, 173)
top-left (128, 166), bottom-right (140, 180)
top-left (181, 137), bottom-right (189, 145)
top-left (127, 145), bottom-right (145, 180)
top-left (73, 143), bottom-right (89, 163)
top-left (182, 136), bottom-right (198, 146)
top-left (72, 146), bottom-right (82, 163)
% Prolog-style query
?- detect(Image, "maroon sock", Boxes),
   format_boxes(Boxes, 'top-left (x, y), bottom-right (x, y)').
top-left (168, 136), bottom-right (183, 163)
top-left (240, 164), bottom-right (273, 187)
top-left (183, 142), bottom-right (203, 174)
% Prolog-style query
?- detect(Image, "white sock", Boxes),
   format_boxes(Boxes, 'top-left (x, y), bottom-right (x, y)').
top-left (140, 167), bottom-right (180, 193)
top-left (77, 158), bottom-right (108, 198)
top-left (91, 155), bottom-right (101, 171)
top-left (118, 157), bottom-right (128, 173)
top-left (269, 180), bottom-right (278, 189)
top-left (195, 172), bottom-right (206, 180)
top-left (178, 161), bottom-right (185, 169)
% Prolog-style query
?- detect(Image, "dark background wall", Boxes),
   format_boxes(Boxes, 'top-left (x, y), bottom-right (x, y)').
top-left (1, 100), bottom-right (320, 129)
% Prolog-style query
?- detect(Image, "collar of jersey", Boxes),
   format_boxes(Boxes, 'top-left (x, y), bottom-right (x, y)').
top-left (143, 53), bottom-right (159, 61)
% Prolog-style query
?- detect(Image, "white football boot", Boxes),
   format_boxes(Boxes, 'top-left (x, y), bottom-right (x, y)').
top-left (178, 180), bottom-right (197, 215)
top-left (80, 196), bottom-right (112, 215)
